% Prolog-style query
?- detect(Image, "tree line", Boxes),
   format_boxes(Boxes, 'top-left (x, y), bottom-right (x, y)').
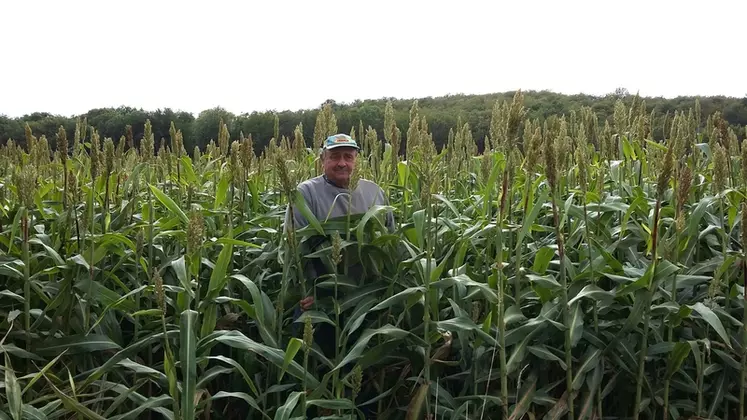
top-left (1, 89), bottom-right (746, 155)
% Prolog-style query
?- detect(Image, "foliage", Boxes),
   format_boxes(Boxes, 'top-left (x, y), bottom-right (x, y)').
top-left (2, 90), bottom-right (747, 156)
top-left (1, 93), bottom-right (747, 419)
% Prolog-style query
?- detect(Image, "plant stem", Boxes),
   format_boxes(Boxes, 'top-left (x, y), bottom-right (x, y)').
top-left (22, 209), bottom-right (30, 354)
top-left (635, 199), bottom-right (660, 420)
top-left (741, 257), bottom-right (747, 420)
top-left (551, 184), bottom-right (573, 420)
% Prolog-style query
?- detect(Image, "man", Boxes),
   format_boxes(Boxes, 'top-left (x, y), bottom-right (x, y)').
top-left (285, 133), bottom-right (395, 310)
top-left (285, 134), bottom-right (394, 419)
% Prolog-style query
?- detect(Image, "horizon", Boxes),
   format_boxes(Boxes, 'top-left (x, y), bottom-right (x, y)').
top-left (2, 88), bottom-right (743, 120)
top-left (2, 1), bottom-right (745, 119)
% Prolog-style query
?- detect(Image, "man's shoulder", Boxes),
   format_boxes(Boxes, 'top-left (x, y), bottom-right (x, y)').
top-left (298, 175), bottom-right (326, 191)
top-left (357, 178), bottom-right (384, 192)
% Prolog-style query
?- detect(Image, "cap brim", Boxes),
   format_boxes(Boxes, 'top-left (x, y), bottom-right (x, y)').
top-left (324, 143), bottom-right (360, 150)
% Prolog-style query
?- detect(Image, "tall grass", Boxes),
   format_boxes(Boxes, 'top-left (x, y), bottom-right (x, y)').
top-left (0, 96), bottom-right (746, 420)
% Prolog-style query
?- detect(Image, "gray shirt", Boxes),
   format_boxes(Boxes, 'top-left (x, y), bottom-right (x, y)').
top-left (285, 175), bottom-right (395, 232)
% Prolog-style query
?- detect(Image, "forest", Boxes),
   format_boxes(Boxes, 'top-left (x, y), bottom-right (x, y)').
top-left (2, 89), bottom-right (746, 154)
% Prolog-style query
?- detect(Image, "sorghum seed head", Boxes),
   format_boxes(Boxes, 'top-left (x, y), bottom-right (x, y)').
top-left (57, 126), bottom-right (68, 164)
top-left (657, 143), bottom-right (674, 199)
top-left (153, 269), bottom-right (165, 312)
top-left (104, 138), bottom-right (115, 175)
top-left (543, 130), bottom-right (557, 190)
top-left (677, 164), bottom-right (692, 212)
top-left (136, 229), bottom-right (144, 256)
top-left (713, 143), bottom-right (728, 192)
top-left (303, 317), bottom-right (313, 349)
top-left (14, 165), bottom-right (37, 209)
top-left (67, 169), bottom-right (78, 201)
top-left (273, 154), bottom-right (294, 198)
top-left (187, 210), bottom-right (205, 256)
top-left (351, 365), bottom-right (363, 397)
top-left (331, 231), bottom-right (343, 266)
top-left (349, 163), bottom-right (360, 192)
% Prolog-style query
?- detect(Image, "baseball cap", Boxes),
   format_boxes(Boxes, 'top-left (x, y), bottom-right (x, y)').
top-left (323, 134), bottom-right (360, 151)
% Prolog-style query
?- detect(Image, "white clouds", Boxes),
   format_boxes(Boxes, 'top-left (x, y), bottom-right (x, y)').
top-left (1, 0), bottom-right (744, 118)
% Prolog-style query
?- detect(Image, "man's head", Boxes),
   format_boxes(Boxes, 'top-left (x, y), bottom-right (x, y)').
top-left (321, 134), bottom-right (359, 188)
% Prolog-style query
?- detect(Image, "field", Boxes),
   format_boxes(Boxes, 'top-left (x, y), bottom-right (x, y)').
top-left (1, 92), bottom-right (746, 419)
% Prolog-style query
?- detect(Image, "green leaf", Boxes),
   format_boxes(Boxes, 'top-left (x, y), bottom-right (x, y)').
top-left (533, 247), bottom-right (555, 274)
top-left (355, 204), bottom-right (396, 240)
top-left (214, 170), bottom-right (230, 210)
top-left (36, 334), bottom-right (121, 356)
top-left (572, 348), bottom-right (601, 390)
top-left (569, 302), bottom-right (584, 348)
top-left (0, 343), bottom-right (41, 360)
top-left (172, 256), bottom-right (193, 298)
top-left (20, 405), bottom-right (47, 420)
top-left (274, 391), bottom-right (302, 420)
top-left (567, 284), bottom-right (613, 307)
top-left (204, 240), bottom-right (234, 302)
top-left (279, 338), bottom-right (303, 382)
top-left (689, 302), bottom-right (731, 348)
top-left (4, 354), bottom-right (22, 420)
top-left (44, 373), bottom-right (107, 420)
top-left (333, 325), bottom-right (418, 372)
top-left (517, 188), bottom-right (550, 246)
top-left (432, 274), bottom-right (498, 303)
top-left (666, 342), bottom-right (691, 379)
top-left (293, 310), bottom-right (335, 326)
top-left (292, 189), bottom-right (324, 235)
top-left (209, 331), bottom-right (319, 388)
top-left (204, 355), bottom-right (260, 397)
top-left (371, 286), bottom-right (425, 311)
top-left (508, 372), bottom-right (537, 420)
top-left (149, 184), bottom-right (188, 225)
top-left (107, 395), bottom-right (172, 420)
top-left (507, 326), bottom-right (542, 374)
top-left (435, 317), bottom-right (498, 346)
top-left (211, 392), bottom-right (267, 420)
top-left (527, 345), bottom-right (566, 370)
top-left (231, 274), bottom-right (277, 348)
top-left (305, 398), bottom-right (355, 410)
top-left (180, 156), bottom-right (198, 185)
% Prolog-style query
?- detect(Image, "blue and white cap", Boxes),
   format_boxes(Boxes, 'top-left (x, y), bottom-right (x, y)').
top-left (323, 134), bottom-right (360, 151)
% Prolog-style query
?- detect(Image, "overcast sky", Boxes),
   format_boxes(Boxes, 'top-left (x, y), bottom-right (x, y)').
top-left (2, 0), bottom-right (745, 118)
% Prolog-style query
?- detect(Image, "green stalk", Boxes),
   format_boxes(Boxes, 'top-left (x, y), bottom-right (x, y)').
top-left (482, 167), bottom-right (510, 419)
top-left (740, 201), bottom-right (747, 420)
top-left (513, 171), bottom-right (532, 305)
top-left (497, 170), bottom-right (509, 419)
top-left (741, 255), bottom-right (747, 420)
top-left (423, 186), bottom-right (434, 418)
top-left (147, 167), bottom-right (155, 410)
top-left (663, 220), bottom-right (680, 420)
top-left (582, 196), bottom-right (602, 418)
top-left (22, 208), bottom-right (30, 354)
top-left (87, 177), bottom-right (96, 331)
top-left (103, 171), bottom-right (110, 232)
top-left (551, 183), bottom-right (573, 420)
top-left (334, 266), bottom-right (341, 400)
top-left (634, 199), bottom-right (659, 420)
top-left (720, 195), bottom-right (730, 418)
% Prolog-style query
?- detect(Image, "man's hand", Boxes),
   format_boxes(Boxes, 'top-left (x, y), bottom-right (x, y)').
top-left (300, 296), bottom-right (314, 311)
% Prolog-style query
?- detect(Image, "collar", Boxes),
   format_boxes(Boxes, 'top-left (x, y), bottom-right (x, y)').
top-left (323, 174), bottom-right (346, 189)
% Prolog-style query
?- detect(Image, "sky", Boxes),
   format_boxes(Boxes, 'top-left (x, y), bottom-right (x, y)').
top-left (1, 0), bottom-right (745, 118)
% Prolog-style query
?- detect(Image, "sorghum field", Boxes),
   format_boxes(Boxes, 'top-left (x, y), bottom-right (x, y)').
top-left (1, 92), bottom-right (746, 420)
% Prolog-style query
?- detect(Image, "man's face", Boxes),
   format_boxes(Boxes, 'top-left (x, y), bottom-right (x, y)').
top-left (322, 147), bottom-right (357, 187)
